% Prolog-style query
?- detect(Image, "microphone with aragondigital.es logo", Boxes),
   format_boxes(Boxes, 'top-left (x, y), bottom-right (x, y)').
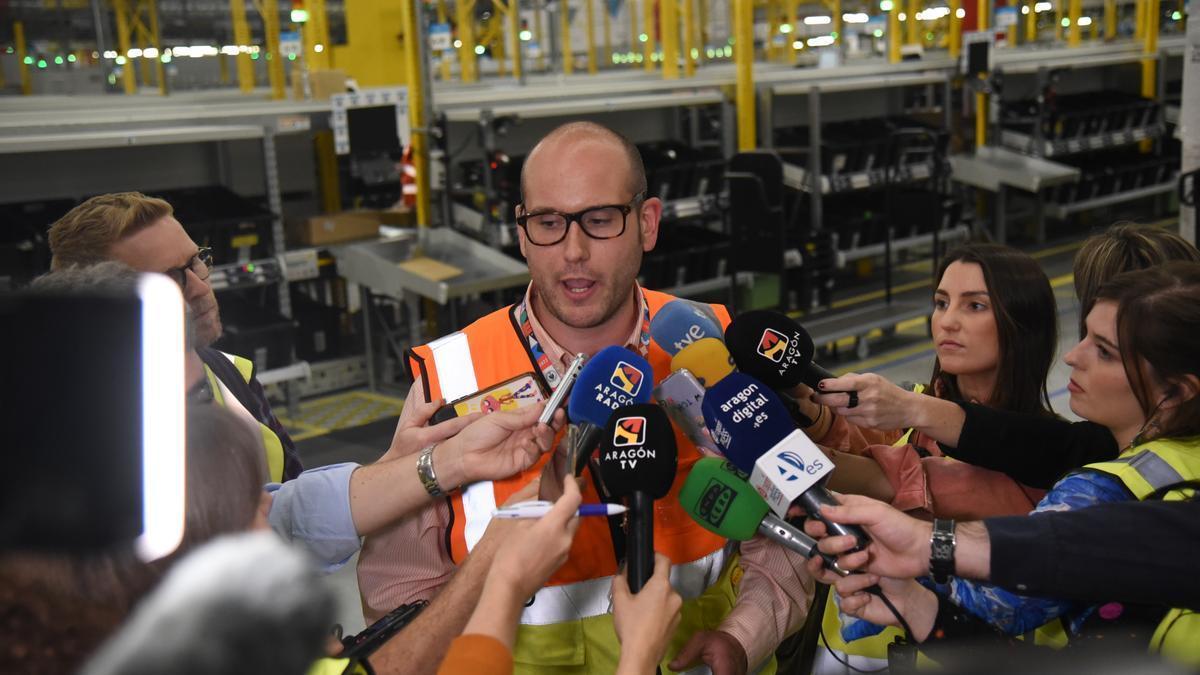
top-left (596, 403), bottom-right (677, 592)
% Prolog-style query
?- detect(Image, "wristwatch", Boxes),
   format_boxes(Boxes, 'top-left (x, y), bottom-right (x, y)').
top-left (930, 518), bottom-right (956, 584)
top-left (416, 444), bottom-right (446, 498)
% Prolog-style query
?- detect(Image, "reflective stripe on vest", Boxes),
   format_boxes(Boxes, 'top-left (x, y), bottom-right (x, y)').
top-left (1151, 608), bottom-right (1200, 667)
top-left (204, 352), bottom-right (286, 483)
top-left (892, 384), bottom-right (926, 448)
top-left (425, 332), bottom-right (496, 552)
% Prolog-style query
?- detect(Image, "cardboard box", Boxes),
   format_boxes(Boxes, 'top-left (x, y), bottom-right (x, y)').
top-left (293, 68), bottom-right (348, 101)
top-left (375, 208), bottom-right (415, 227)
top-left (290, 211), bottom-right (381, 246)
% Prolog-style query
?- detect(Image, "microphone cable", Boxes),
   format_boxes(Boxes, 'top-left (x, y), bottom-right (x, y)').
top-left (818, 581), bottom-right (916, 674)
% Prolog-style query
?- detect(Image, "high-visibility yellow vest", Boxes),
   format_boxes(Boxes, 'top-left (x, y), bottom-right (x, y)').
top-left (1084, 436), bottom-right (1200, 668)
top-left (204, 351), bottom-right (287, 483)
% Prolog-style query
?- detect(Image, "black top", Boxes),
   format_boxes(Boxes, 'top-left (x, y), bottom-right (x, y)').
top-left (986, 499), bottom-right (1200, 611)
top-left (941, 402), bottom-right (1119, 489)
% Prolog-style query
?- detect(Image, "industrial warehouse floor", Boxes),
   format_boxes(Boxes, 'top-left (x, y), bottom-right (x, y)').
top-left (291, 226), bottom-right (1121, 637)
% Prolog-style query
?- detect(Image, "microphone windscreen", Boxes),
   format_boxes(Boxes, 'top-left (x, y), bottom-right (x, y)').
top-left (724, 310), bottom-right (817, 390)
top-left (670, 338), bottom-right (735, 388)
top-left (82, 531), bottom-right (334, 675)
top-left (678, 457), bottom-right (768, 541)
top-left (597, 403), bottom-right (678, 499)
top-left (567, 345), bottom-right (654, 427)
top-left (701, 372), bottom-right (796, 473)
top-left (649, 300), bottom-right (724, 355)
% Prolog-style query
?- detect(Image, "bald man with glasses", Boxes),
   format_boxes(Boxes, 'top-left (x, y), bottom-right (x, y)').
top-left (47, 192), bottom-right (303, 482)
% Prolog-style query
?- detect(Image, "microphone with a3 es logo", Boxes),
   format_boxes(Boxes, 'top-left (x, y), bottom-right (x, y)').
top-left (596, 403), bottom-right (678, 592)
top-left (565, 346), bottom-right (654, 476)
top-left (700, 371), bottom-right (870, 553)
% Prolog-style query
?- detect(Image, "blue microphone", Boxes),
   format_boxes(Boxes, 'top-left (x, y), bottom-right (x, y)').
top-left (649, 300), bottom-right (724, 355)
top-left (701, 372), bottom-right (869, 551)
top-left (566, 345), bottom-right (654, 475)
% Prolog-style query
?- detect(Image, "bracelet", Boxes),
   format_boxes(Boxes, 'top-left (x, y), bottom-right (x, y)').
top-left (416, 444), bottom-right (446, 498)
top-left (810, 403), bottom-right (826, 430)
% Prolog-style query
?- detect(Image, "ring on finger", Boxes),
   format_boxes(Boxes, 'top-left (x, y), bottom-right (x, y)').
top-left (847, 391), bottom-right (859, 409)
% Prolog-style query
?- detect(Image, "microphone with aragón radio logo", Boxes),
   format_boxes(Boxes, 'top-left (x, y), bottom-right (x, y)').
top-left (700, 371), bottom-right (870, 552)
top-left (596, 403), bottom-right (678, 592)
top-left (678, 457), bottom-right (848, 574)
top-left (565, 345), bottom-right (654, 475)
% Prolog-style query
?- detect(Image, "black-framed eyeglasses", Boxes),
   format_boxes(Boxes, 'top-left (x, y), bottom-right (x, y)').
top-left (165, 247), bottom-right (214, 291)
top-left (516, 192), bottom-right (644, 246)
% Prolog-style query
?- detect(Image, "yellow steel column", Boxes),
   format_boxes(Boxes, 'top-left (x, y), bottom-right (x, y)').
top-left (950, 0), bottom-right (962, 55)
top-left (219, 53), bottom-right (231, 83)
top-left (603, 0), bottom-right (612, 66)
top-left (437, 0), bottom-right (452, 79)
top-left (1140, 0), bottom-right (1158, 97)
top-left (562, 0), bottom-right (574, 73)
top-left (977, 0), bottom-right (989, 148)
top-left (1104, 0), bottom-right (1116, 38)
top-left (458, 0), bottom-right (479, 82)
top-left (1054, 0), bottom-right (1063, 39)
top-left (906, 0), bottom-right (919, 43)
top-left (1068, 0), bottom-right (1081, 44)
top-left (253, 0), bottom-right (285, 98)
top-left (889, 1), bottom-right (902, 62)
top-left (14, 21), bottom-right (31, 95)
top-left (629, 0), bottom-right (639, 65)
top-left (786, 0), bottom-right (798, 63)
top-left (765, 0), bottom-right (779, 61)
top-left (536, 1), bottom-right (547, 69)
top-left (1008, 6), bottom-right (1018, 44)
top-left (230, 0), bottom-right (255, 92)
top-left (661, 0), bottom-right (679, 76)
top-left (112, 0), bottom-right (137, 94)
top-left (1026, 0), bottom-right (1037, 41)
top-left (146, 0), bottom-right (167, 94)
top-left (683, 0), bottom-right (697, 73)
top-left (644, 0), bottom-right (656, 70)
top-left (832, 0), bottom-right (842, 46)
top-left (585, 0), bottom-right (598, 72)
top-left (734, 0), bottom-right (755, 150)
top-left (494, 15), bottom-right (509, 76)
top-left (698, 0), bottom-right (709, 50)
top-left (399, 0), bottom-right (431, 226)
top-left (305, 0), bottom-right (331, 69)
top-left (509, 0), bottom-right (523, 77)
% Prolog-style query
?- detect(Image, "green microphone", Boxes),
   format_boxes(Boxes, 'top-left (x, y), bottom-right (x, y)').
top-left (679, 457), bottom-right (847, 575)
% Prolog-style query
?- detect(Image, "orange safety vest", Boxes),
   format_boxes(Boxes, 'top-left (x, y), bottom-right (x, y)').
top-left (407, 289), bottom-right (732, 627)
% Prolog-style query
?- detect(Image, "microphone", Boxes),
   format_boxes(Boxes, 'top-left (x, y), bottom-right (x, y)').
top-left (701, 371), bottom-right (869, 551)
top-left (653, 368), bottom-right (720, 455)
top-left (679, 457), bottom-right (847, 574)
top-left (566, 345), bottom-right (654, 475)
top-left (648, 299), bottom-right (724, 355)
top-left (596, 403), bottom-right (678, 592)
top-left (669, 337), bottom-right (736, 388)
top-left (724, 310), bottom-right (838, 390)
top-left (82, 531), bottom-right (335, 675)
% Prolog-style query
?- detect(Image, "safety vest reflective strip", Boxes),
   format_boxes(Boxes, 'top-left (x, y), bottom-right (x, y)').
top-left (1084, 437), bottom-right (1200, 667)
top-left (204, 351), bottom-right (287, 483)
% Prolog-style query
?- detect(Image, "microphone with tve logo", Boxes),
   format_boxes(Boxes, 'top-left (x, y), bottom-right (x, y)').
top-left (566, 346), bottom-right (654, 476)
top-left (596, 403), bottom-right (678, 592)
top-left (678, 457), bottom-right (847, 574)
top-left (648, 300), bottom-right (724, 355)
top-left (701, 371), bottom-right (869, 552)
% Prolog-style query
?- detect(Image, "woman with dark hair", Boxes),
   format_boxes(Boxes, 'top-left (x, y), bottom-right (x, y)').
top-left (806, 244), bottom-right (1062, 673)
top-left (815, 262), bottom-right (1200, 668)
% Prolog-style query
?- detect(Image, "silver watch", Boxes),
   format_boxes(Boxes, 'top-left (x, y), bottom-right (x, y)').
top-left (416, 444), bottom-right (445, 498)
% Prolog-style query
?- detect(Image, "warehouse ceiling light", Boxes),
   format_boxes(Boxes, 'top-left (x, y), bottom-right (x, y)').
top-left (956, 7), bottom-right (966, 17)
top-left (519, 29), bottom-right (533, 40)
top-left (1171, 10), bottom-right (1181, 19)
top-left (807, 34), bottom-right (836, 46)
top-left (474, 44), bottom-right (486, 54)
top-left (916, 6), bottom-right (951, 20)
top-left (143, 47), bottom-right (158, 58)
top-left (23, 55), bottom-right (33, 64)
top-left (804, 15), bottom-right (832, 24)
top-left (1022, 5), bottom-right (1030, 12)
top-left (880, 0), bottom-right (894, 11)
top-left (116, 55), bottom-right (127, 64)
top-left (1060, 16), bottom-right (1070, 25)
top-left (68, 54), bottom-right (77, 62)
top-left (874, 28), bottom-right (884, 36)
top-left (54, 55), bottom-right (63, 64)
top-left (314, 43), bottom-right (325, 52)
top-left (792, 40), bottom-right (805, 48)
top-left (899, 12), bottom-right (907, 20)
top-left (103, 50), bottom-right (118, 58)
top-left (127, 47), bottom-right (143, 58)
top-left (1078, 15), bottom-right (1092, 24)
top-left (291, 8), bottom-right (309, 22)
top-left (453, 39), bottom-right (463, 48)
top-left (780, 23), bottom-right (793, 32)
top-left (1034, 2), bottom-right (1052, 11)
top-left (843, 12), bottom-right (870, 22)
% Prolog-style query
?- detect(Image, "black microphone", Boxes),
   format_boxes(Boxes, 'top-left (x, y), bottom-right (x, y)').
top-left (724, 310), bottom-right (840, 391)
top-left (597, 403), bottom-right (678, 592)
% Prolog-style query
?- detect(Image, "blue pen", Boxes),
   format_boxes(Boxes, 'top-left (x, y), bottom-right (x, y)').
top-left (493, 500), bottom-right (628, 519)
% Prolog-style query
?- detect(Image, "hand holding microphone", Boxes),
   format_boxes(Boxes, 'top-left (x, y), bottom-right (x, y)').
top-left (596, 403), bottom-right (678, 592)
top-left (812, 372), bottom-right (928, 432)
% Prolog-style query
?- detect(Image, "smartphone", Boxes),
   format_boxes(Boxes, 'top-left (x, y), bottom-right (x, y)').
top-left (430, 372), bottom-right (547, 424)
top-left (539, 353), bottom-right (585, 426)
top-left (654, 369), bottom-right (721, 456)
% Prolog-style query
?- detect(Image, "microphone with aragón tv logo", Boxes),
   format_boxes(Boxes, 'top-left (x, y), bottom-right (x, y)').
top-left (724, 310), bottom-right (840, 391)
top-left (596, 403), bottom-right (677, 592)
top-left (678, 457), bottom-right (848, 575)
top-left (648, 299), bottom-right (724, 356)
top-left (700, 371), bottom-right (870, 552)
top-left (565, 345), bottom-right (654, 476)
